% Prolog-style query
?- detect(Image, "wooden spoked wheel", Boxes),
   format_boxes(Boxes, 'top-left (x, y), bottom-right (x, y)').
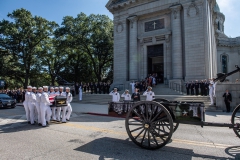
top-left (231, 104), bottom-right (240, 138)
top-left (125, 101), bottom-right (173, 150)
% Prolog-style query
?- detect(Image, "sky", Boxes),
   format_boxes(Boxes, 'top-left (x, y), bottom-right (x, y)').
top-left (0, 0), bottom-right (239, 38)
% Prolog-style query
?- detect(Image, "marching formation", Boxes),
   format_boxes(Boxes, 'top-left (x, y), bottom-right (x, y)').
top-left (23, 86), bottom-right (73, 127)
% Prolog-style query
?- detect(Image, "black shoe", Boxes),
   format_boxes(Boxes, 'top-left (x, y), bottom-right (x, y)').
top-left (38, 123), bottom-right (42, 126)
top-left (66, 119), bottom-right (70, 121)
top-left (28, 121), bottom-right (31, 124)
top-left (46, 121), bottom-right (49, 125)
top-left (62, 121), bottom-right (66, 123)
top-left (57, 120), bottom-right (60, 122)
top-left (42, 125), bottom-right (47, 127)
top-left (31, 123), bottom-right (35, 125)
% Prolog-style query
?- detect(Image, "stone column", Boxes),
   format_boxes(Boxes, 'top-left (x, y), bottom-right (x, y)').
top-left (128, 16), bottom-right (138, 80)
top-left (170, 5), bottom-right (183, 79)
top-left (165, 34), bottom-right (171, 83)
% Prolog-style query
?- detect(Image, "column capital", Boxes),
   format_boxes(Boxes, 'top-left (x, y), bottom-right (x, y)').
top-left (127, 15), bottom-right (138, 28)
top-left (169, 4), bottom-right (182, 19)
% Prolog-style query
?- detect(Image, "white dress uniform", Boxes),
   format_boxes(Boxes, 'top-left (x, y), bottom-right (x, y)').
top-left (143, 90), bottom-right (155, 101)
top-left (35, 92), bottom-right (42, 124)
top-left (65, 92), bottom-right (73, 121)
top-left (79, 86), bottom-right (82, 101)
top-left (209, 85), bottom-right (214, 105)
top-left (130, 82), bottom-right (135, 95)
top-left (121, 93), bottom-right (131, 101)
top-left (23, 91), bottom-right (36, 124)
top-left (109, 91), bottom-right (120, 102)
top-left (40, 91), bottom-right (52, 126)
top-left (49, 91), bottom-right (57, 120)
top-left (121, 92), bottom-right (132, 112)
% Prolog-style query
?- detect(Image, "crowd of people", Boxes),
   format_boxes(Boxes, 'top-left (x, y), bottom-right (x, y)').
top-left (0, 89), bottom-right (26, 102)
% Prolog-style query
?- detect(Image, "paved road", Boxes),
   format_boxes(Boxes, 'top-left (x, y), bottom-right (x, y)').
top-left (0, 105), bottom-right (240, 160)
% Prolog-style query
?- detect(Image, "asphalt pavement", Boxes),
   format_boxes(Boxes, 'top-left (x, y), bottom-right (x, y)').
top-left (0, 103), bottom-right (239, 159)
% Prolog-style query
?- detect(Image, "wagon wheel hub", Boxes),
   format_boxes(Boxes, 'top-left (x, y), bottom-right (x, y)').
top-left (144, 123), bottom-right (150, 129)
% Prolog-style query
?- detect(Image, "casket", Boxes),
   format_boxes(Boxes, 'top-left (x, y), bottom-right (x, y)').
top-left (54, 96), bottom-right (67, 107)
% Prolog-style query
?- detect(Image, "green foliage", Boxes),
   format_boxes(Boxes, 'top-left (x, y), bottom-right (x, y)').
top-left (0, 9), bottom-right (114, 88)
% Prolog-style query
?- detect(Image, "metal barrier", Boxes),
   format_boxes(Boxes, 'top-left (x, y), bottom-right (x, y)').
top-left (169, 82), bottom-right (186, 94)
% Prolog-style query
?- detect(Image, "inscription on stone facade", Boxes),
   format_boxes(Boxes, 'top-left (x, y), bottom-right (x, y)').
top-left (145, 19), bottom-right (164, 32)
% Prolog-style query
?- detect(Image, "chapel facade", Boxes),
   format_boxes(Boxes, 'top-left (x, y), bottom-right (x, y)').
top-left (106, 0), bottom-right (240, 89)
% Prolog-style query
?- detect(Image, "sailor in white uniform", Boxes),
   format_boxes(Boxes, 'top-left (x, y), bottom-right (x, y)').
top-left (65, 87), bottom-right (73, 121)
top-left (79, 83), bottom-right (82, 101)
top-left (23, 86), bottom-right (36, 124)
top-left (130, 81), bottom-right (135, 95)
top-left (36, 87), bottom-right (43, 126)
top-left (143, 86), bottom-right (155, 101)
top-left (121, 89), bottom-right (131, 101)
top-left (40, 86), bottom-right (52, 127)
top-left (121, 89), bottom-right (132, 112)
top-left (32, 87), bottom-right (38, 123)
top-left (109, 88), bottom-right (121, 114)
top-left (109, 88), bottom-right (120, 102)
top-left (209, 83), bottom-right (214, 105)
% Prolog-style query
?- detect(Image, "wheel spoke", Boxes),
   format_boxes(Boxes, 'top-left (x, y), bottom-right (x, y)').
top-left (163, 121), bottom-right (170, 130)
top-left (141, 129), bottom-right (147, 145)
top-left (155, 127), bottom-right (169, 134)
top-left (131, 117), bottom-right (143, 123)
top-left (150, 131), bottom-right (159, 146)
top-left (151, 130), bottom-right (166, 142)
top-left (130, 126), bottom-right (144, 133)
top-left (145, 103), bottom-right (149, 121)
top-left (134, 128), bottom-right (145, 140)
top-left (148, 130), bottom-right (151, 147)
top-left (151, 109), bottom-right (163, 122)
top-left (152, 116), bottom-right (168, 123)
top-left (128, 123), bottom-right (143, 126)
top-left (133, 109), bottom-right (145, 121)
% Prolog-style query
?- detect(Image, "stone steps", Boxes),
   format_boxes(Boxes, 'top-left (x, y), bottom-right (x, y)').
top-left (72, 94), bottom-right (221, 111)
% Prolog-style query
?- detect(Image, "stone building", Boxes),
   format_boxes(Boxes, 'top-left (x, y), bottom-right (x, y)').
top-left (105, 0), bottom-right (240, 90)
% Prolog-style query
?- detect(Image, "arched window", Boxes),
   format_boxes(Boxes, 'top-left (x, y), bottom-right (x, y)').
top-left (222, 55), bottom-right (227, 73)
top-left (218, 21), bottom-right (220, 31)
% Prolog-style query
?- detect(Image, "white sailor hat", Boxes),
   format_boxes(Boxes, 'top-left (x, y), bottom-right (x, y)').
top-left (125, 89), bottom-right (129, 92)
top-left (38, 87), bottom-right (43, 90)
top-left (32, 87), bottom-right (37, 89)
top-left (147, 86), bottom-right (152, 89)
top-left (114, 88), bottom-right (117, 90)
top-left (59, 86), bottom-right (64, 89)
top-left (50, 87), bottom-right (54, 89)
top-left (27, 86), bottom-right (32, 89)
top-left (55, 87), bottom-right (59, 89)
top-left (66, 87), bottom-right (70, 90)
top-left (43, 86), bottom-right (48, 89)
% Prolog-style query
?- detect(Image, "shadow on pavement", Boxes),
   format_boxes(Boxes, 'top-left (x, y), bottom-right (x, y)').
top-left (225, 146), bottom-right (240, 159)
top-left (73, 137), bottom-right (235, 160)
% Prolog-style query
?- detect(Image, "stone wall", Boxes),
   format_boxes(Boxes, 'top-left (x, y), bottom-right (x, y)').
top-left (215, 82), bottom-right (240, 111)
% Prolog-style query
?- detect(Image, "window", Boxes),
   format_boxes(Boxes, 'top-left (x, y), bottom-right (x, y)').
top-left (222, 55), bottom-right (227, 73)
top-left (218, 21), bottom-right (220, 31)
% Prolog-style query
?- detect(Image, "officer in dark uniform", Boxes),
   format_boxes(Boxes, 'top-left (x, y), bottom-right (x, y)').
top-left (131, 88), bottom-right (141, 101)
top-left (200, 80), bottom-right (205, 96)
top-left (90, 82), bottom-right (94, 94)
top-left (190, 81), bottom-right (195, 95)
top-left (94, 82), bottom-right (98, 94)
top-left (185, 81), bottom-right (190, 95)
top-left (194, 80), bottom-right (200, 96)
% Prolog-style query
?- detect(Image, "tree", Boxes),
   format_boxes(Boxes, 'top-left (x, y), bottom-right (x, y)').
top-left (55, 13), bottom-right (113, 82)
top-left (0, 8), bottom-right (58, 88)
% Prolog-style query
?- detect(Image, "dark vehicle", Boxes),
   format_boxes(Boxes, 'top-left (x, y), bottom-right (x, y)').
top-left (0, 93), bottom-right (16, 108)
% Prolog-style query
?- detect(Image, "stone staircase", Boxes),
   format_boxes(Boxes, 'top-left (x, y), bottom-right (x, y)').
top-left (151, 84), bottom-right (182, 95)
